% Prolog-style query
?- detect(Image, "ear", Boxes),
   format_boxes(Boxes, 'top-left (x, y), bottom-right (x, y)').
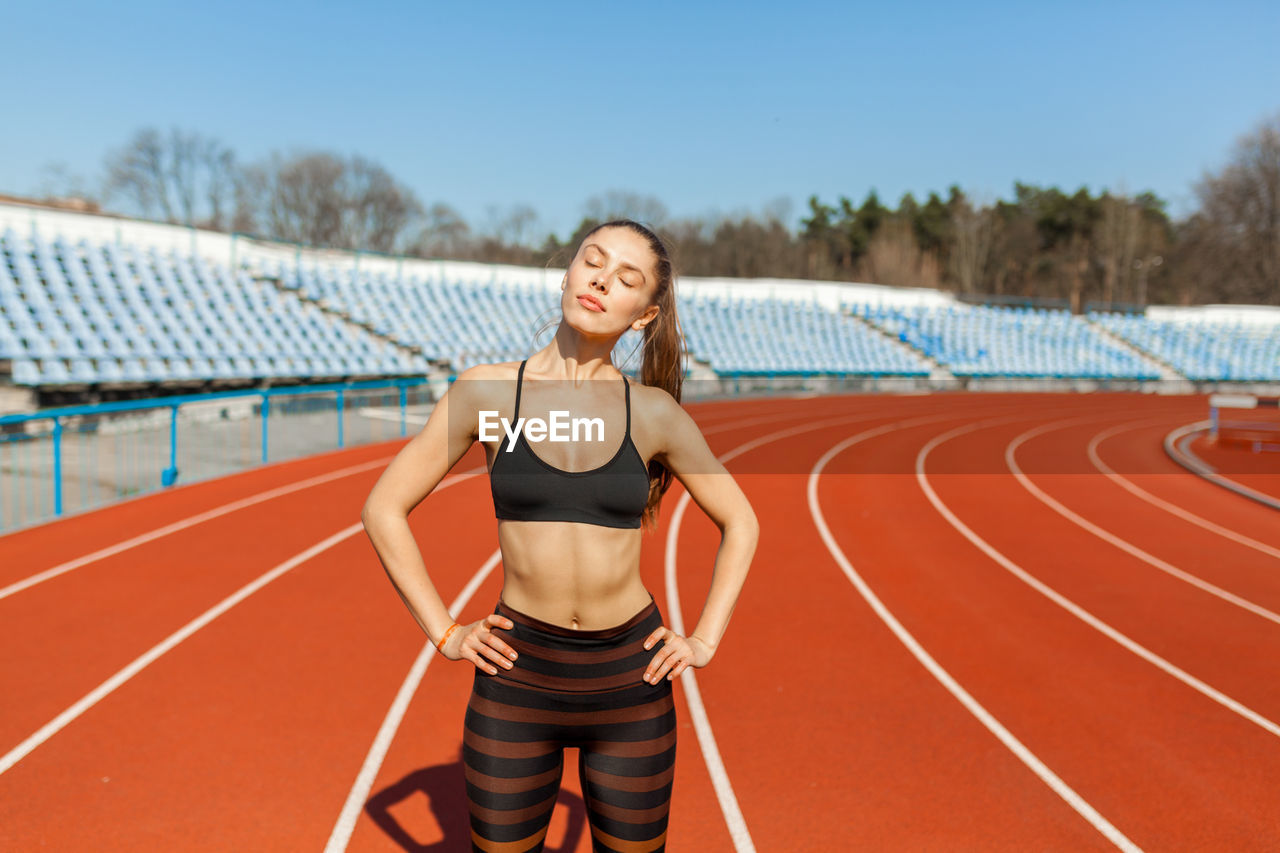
top-left (633, 303), bottom-right (660, 331)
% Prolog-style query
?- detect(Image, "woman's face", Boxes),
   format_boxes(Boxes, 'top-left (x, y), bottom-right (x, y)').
top-left (562, 226), bottom-right (660, 335)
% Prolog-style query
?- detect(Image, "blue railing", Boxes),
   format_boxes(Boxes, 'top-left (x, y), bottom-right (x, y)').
top-left (0, 377), bottom-right (440, 534)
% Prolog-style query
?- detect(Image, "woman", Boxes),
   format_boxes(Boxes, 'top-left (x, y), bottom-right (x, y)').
top-left (361, 219), bottom-right (758, 852)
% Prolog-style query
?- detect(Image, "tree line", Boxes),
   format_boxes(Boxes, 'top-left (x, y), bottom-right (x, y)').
top-left (31, 112), bottom-right (1280, 310)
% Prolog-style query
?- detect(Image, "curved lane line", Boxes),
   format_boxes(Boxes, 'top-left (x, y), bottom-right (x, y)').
top-left (661, 404), bottom-right (1050, 853)
top-left (1007, 417), bottom-right (1280, 625)
top-left (809, 420), bottom-right (1142, 853)
top-left (917, 419), bottom-right (1280, 739)
top-left (1086, 420), bottom-right (1280, 560)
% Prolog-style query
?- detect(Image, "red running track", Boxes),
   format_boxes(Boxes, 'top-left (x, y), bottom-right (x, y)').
top-left (1, 390), bottom-right (1277, 851)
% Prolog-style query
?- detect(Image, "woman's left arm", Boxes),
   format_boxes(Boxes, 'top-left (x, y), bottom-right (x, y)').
top-left (642, 392), bottom-right (759, 682)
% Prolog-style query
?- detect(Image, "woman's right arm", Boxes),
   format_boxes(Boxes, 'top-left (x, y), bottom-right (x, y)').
top-left (360, 366), bottom-right (516, 666)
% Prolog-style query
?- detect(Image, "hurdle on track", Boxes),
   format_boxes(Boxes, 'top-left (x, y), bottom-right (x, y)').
top-left (1208, 394), bottom-right (1280, 453)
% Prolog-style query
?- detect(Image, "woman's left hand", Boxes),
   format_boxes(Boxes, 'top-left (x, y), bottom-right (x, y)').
top-left (641, 627), bottom-right (715, 684)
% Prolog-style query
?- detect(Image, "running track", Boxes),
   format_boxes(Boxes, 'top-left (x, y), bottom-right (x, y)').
top-left (2, 390), bottom-right (1277, 851)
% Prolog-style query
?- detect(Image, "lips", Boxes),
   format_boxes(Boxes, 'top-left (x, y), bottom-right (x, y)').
top-left (577, 294), bottom-right (605, 312)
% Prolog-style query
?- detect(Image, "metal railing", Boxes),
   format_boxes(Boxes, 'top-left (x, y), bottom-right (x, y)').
top-left (0, 377), bottom-right (443, 534)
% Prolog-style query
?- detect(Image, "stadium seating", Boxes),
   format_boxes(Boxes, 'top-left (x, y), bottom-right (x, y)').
top-left (1088, 311), bottom-right (1280, 381)
top-left (2, 219), bottom-right (1277, 389)
top-left (681, 293), bottom-right (931, 376)
top-left (0, 229), bottom-right (429, 385)
top-left (847, 301), bottom-right (1165, 380)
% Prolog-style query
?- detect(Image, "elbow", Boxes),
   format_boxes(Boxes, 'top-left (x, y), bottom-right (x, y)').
top-left (361, 500), bottom-right (386, 530)
top-left (363, 499), bottom-right (408, 531)
top-left (726, 506), bottom-right (759, 541)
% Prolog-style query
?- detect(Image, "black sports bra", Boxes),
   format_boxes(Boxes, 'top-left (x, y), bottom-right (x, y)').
top-left (489, 359), bottom-right (651, 529)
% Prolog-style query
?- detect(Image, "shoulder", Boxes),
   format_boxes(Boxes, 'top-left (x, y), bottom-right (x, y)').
top-left (630, 381), bottom-right (682, 419)
top-left (630, 381), bottom-right (697, 448)
top-left (445, 360), bottom-right (520, 412)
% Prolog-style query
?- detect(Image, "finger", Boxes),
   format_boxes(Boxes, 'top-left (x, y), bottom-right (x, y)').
top-left (475, 642), bottom-right (514, 669)
top-left (484, 635), bottom-right (518, 662)
top-left (644, 648), bottom-right (676, 682)
top-left (654, 647), bottom-right (695, 682)
top-left (466, 650), bottom-right (500, 675)
top-left (642, 627), bottom-right (668, 651)
top-left (487, 614), bottom-right (515, 630)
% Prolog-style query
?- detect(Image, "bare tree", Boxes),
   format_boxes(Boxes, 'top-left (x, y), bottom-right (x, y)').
top-left (243, 149), bottom-right (424, 252)
top-left (582, 190), bottom-right (669, 227)
top-left (103, 127), bottom-right (238, 229)
top-left (482, 203), bottom-right (539, 247)
top-left (345, 154), bottom-right (425, 252)
top-left (1192, 111), bottom-right (1280, 304)
top-left (950, 194), bottom-right (994, 295)
top-left (409, 203), bottom-right (472, 258)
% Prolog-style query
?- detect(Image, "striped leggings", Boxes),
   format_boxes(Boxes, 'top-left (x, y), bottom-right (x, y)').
top-left (462, 592), bottom-right (677, 853)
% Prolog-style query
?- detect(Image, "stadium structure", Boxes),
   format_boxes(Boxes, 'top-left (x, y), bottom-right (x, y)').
top-left (2, 199), bottom-right (1278, 412)
top-left (1, 198), bottom-right (1277, 533)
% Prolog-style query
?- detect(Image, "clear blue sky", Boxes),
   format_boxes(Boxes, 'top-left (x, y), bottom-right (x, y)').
top-left (3, 0), bottom-right (1278, 240)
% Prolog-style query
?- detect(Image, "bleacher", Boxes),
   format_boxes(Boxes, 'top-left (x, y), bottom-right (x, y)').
top-left (260, 258), bottom-right (610, 373)
top-left (2, 202), bottom-right (1278, 392)
top-left (683, 293), bottom-right (931, 376)
top-left (848, 301), bottom-right (1165, 380)
top-left (1088, 310), bottom-right (1280, 381)
top-left (0, 229), bottom-right (429, 386)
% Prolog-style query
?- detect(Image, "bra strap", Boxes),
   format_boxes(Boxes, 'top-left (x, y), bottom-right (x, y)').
top-left (622, 373), bottom-right (631, 437)
top-left (513, 359), bottom-right (526, 421)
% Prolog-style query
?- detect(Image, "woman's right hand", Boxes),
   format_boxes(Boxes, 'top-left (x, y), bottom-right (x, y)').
top-left (440, 613), bottom-right (519, 674)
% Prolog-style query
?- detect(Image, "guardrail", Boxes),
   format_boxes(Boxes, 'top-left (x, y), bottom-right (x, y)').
top-left (0, 377), bottom-right (443, 534)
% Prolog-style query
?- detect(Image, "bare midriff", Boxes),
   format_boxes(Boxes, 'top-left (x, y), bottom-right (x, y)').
top-left (495, 520), bottom-right (651, 630)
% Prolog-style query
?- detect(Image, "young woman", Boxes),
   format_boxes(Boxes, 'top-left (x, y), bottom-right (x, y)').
top-left (361, 219), bottom-right (759, 852)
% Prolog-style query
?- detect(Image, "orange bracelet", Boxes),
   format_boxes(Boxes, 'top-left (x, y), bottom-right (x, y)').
top-left (436, 622), bottom-right (462, 652)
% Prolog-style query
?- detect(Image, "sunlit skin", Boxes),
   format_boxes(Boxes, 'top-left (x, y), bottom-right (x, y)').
top-left (362, 225), bottom-right (759, 687)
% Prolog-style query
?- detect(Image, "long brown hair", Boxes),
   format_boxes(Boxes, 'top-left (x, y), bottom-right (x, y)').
top-left (581, 219), bottom-right (687, 533)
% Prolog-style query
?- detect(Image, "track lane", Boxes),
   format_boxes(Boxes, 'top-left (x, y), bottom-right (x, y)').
top-left (1013, 416), bottom-right (1280, 615)
top-left (901, 415), bottom-right (1280, 847)
top-left (0, 450), bottom-right (417, 753)
top-left (8, 391), bottom-right (1274, 850)
top-left (1091, 420), bottom-right (1280, 549)
top-left (948, 416), bottom-right (1280, 724)
top-left (666, 397), bottom-right (1132, 850)
top-left (0, 443), bottom-right (398, 591)
top-left (0, 455), bottom-right (498, 851)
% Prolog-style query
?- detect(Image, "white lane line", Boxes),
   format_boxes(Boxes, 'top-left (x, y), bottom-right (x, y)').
top-left (918, 418), bottom-right (1280, 739)
top-left (0, 468), bottom-right (486, 777)
top-left (808, 425), bottom-right (1142, 853)
top-left (324, 548), bottom-right (502, 853)
top-left (665, 494), bottom-right (757, 853)
top-left (1008, 419), bottom-right (1280, 625)
top-left (662, 409), bottom-right (895, 853)
top-left (660, 404), bottom-right (1033, 853)
top-left (0, 455), bottom-right (403, 601)
top-left (1087, 421), bottom-right (1280, 559)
